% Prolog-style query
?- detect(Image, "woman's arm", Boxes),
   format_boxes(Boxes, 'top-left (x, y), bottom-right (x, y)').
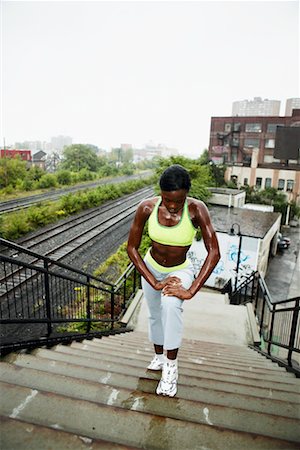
top-left (163, 201), bottom-right (220, 300)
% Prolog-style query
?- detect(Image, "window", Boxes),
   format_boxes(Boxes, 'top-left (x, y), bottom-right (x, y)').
top-left (265, 139), bottom-right (275, 149)
top-left (286, 180), bottom-right (294, 192)
top-left (263, 155), bottom-right (273, 163)
top-left (244, 138), bottom-right (260, 148)
top-left (224, 123), bottom-right (232, 132)
top-left (265, 178), bottom-right (272, 188)
top-left (233, 123), bottom-right (241, 132)
top-left (278, 179), bottom-right (285, 191)
top-left (231, 149), bottom-right (238, 162)
top-left (245, 123), bottom-right (262, 132)
top-left (256, 177), bottom-right (262, 189)
top-left (267, 123), bottom-right (284, 133)
top-left (243, 178), bottom-right (248, 186)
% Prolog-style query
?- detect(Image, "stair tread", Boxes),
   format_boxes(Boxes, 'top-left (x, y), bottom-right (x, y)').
top-left (66, 342), bottom-right (298, 380)
top-left (2, 355), bottom-right (299, 418)
top-left (0, 415), bottom-right (139, 450)
top-left (0, 381), bottom-right (299, 450)
top-left (78, 339), bottom-right (289, 372)
top-left (0, 364), bottom-right (299, 443)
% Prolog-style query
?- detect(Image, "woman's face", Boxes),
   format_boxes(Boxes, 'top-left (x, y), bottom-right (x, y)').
top-left (160, 189), bottom-right (188, 214)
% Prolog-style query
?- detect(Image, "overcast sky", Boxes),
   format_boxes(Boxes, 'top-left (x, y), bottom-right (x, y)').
top-left (1, 0), bottom-right (299, 157)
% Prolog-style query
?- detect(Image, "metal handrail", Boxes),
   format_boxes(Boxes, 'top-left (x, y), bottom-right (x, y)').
top-left (0, 238), bottom-right (114, 287)
top-left (0, 239), bottom-right (140, 355)
top-left (228, 270), bottom-right (300, 376)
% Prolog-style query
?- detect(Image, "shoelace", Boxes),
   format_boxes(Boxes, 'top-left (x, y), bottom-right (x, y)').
top-left (163, 365), bottom-right (177, 383)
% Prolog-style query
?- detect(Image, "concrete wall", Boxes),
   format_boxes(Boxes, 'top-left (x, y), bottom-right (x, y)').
top-left (188, 232), bottom-right (259, 290)
top-left (188, 215), bottom-right (281, 289)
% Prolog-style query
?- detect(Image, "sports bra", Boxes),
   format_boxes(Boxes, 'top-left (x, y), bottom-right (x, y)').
top-left (148, 196), bottom-right (197, 247)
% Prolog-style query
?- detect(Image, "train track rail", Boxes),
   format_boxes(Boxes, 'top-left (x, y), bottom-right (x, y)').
top-left (0, 172), bottom-right (152, 215)
top-left (0, 187), bottom-right (153, 301)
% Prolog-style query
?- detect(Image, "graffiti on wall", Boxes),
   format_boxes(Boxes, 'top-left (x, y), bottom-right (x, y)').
top-left (187, 233), bottom-right (258, 289)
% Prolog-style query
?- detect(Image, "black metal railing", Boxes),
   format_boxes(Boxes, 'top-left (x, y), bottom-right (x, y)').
top-left (0, 239), bottom-right (140, 355)
top-left (227, 270), bottom-right (300, 376)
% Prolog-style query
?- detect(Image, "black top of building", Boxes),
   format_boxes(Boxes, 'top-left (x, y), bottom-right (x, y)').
top-left (208, 206), bottom-right (281, 239)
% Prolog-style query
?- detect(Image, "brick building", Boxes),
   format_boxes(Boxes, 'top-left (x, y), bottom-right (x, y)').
top-left (208, 109), bottom-right (300, 205)
top-left (0, 149), bottom-right (32, 162)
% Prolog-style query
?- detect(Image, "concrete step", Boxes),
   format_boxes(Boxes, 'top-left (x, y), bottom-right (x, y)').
top-left (0, 381), bottom-right (299, 450)
top-left (4, 352), bottom-right (299, 419)
top-left (0, 363), bottom-right (299, 443)
top-left (67, 341), bottom-right (298, 383)
top-left (49, 344), bottom-right (300, 402)
top-left (106, 333), bottom-right (291, 368)
top-left (82, 338), bottom-right (287, 371)
top-left (0, 415), bottom-right (138, 450)
top-left (115, 333), bottom-right (282, 365)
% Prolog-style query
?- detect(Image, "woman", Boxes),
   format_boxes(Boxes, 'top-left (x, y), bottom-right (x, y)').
top-left (127, 164), bottom-right (220, 397)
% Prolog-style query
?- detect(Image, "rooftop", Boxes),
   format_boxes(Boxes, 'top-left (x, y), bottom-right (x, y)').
top-left (208, 206), bottom-right (281, 239)
top-left (208, 188), bottom-right (244, 196)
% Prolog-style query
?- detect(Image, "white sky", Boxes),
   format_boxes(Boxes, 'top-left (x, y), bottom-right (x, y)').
top-left (1, 0), bottom-right (299, 157)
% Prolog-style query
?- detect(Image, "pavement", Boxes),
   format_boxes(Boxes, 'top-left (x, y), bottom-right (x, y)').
top-left (265, 226), bottom-right (300, 301)
top-left (134, 288), bottom-right (252, 347)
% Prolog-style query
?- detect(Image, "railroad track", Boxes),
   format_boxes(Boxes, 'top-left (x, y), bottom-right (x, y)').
top-left (0, 172), bottom-right (152, 215)
top-left (0, 187), bottom-right (153, 304)
top-left (2, 187), bottom-right (153, 258)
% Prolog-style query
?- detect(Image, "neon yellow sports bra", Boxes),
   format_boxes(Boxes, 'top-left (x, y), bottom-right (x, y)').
top-left (148, 196), bottom-right (197, 247)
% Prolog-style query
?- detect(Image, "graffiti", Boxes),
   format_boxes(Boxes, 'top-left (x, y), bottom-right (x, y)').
top-left (187, 251), bottom-right (225, 275)
top-left (227, 244), bottom-right (250, 264)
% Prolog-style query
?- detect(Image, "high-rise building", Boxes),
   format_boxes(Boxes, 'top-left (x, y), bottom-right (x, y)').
top-left (51, 135), bottom-right (72, 153)
top-left (285, 98), bottom-right (300, 116)
top-left (232, 97), bottom-right (281, 117)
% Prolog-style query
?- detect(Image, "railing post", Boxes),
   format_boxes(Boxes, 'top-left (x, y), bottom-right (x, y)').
top-left (133, 267), bottom-right (137, 293)
top-left (86, 275), bottom-right (91, 333)
top-left (287, 298), bottom-right (299, 365)
top-left (43, 260), bottom-right (52, 336)
top-left (123, 275), bottom-right (127, 310)
top-left (259, 285), bottom-right (267, 338)
top-left (110, 287), bottom-right (115, 330)
top-left (267, 304), bottom-right (276, 355)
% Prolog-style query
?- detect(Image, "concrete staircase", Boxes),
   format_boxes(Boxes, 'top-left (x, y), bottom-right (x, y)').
top-left (1, 331), bottom-right (300, 449)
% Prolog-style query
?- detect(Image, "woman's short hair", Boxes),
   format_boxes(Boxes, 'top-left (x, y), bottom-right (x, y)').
top-left (159, 164), bottom-right (191, 192)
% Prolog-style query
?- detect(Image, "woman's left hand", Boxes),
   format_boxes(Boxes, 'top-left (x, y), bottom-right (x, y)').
top-left (162, 283), bottom-right (193, 300)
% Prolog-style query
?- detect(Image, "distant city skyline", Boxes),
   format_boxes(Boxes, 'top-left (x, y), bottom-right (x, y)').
top-left (2, 1), bottom-right (299, 158)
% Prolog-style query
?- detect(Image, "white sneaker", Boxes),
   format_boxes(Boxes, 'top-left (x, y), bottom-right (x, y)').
top-left (156, 361), bottom-right (178, 397)
top-left (147, 355), bottom-right (165, 370)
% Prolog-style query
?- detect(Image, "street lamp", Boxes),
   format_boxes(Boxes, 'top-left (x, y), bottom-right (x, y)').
top-left (229, 223), bottom-right (242, 291)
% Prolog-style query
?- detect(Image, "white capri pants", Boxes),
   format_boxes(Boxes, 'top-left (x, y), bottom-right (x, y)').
top-left (142, 250), bottom-right (195, 350)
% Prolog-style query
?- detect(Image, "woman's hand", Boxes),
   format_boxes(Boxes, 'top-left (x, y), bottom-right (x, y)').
top-left (162, 283), bottom-right (193, 300)
top-left (154, 276), bottom-right (181, 292)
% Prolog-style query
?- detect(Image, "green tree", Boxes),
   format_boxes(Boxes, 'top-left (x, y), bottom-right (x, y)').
top-left (60, 144), bottom-right (101, 172)
top-left (154, 156), bottom-right (212, 203)
top-left (198, 149), bottom-right (209, 165)
top-left (0, 157), bottom-right (27, 188)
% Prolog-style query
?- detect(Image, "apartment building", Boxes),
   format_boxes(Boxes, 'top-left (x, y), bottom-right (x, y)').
top-left (208, 109), bottom-right (300, 204)
top-left (232, 97), bottom-right (281, 116)
top-left (285, 98), bottom-right (300, 116)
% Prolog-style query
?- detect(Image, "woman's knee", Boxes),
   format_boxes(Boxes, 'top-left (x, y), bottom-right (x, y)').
top-left (161, 295), bottom-right (183, 315)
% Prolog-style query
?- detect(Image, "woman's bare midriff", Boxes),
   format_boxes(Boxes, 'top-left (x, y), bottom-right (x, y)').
top-left (150, 241), bottom-right (190, 267)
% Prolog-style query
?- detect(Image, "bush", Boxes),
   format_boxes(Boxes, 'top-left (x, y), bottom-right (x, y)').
top-left (0, 211), bottom-right (33, 239)
top-left (56, 170), bottom-right (72, 185)
top-left (77, 168), bottom-right (95, 182)
top-left (37, 174), bottom-right (57, 189)
top-left (21, 179), bottom-right (35, 191)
